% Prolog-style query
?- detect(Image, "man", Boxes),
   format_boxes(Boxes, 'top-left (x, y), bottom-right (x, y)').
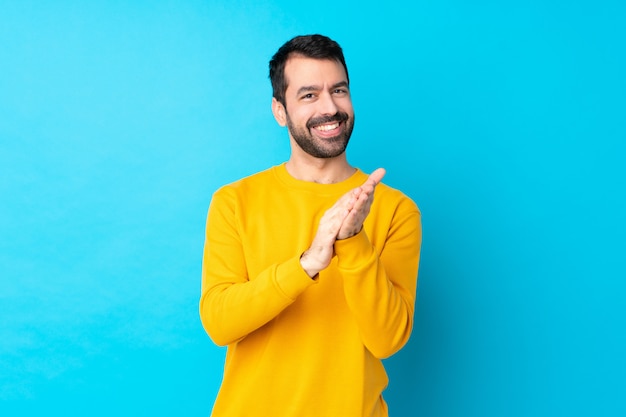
top-left (200, 34), bottom-right (421, 416)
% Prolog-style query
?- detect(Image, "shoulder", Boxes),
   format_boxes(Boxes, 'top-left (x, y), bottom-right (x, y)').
top-left (375, 181), bottom-right (421, 216)
top-left (207, 167), bottom-right (278, 218)
top-left (213, 166), bottom-right (277, 198)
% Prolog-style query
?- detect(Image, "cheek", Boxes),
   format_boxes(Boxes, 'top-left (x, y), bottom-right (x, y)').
top-left (289, 108), bottom-right (313, 126)
top-left (338, 99), bottom-right (354, 115)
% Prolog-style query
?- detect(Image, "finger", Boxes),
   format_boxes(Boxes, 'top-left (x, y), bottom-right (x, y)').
top-left (342, 192), bottom-right (370, 227)
top-left (337, 210), bottom-right (362, 239)
top-left (322, 205), bottom-right (351, 229)
top-left (358, 168), bottom-right (385, 195)
top-left (351, 187), bottom-right (375, 221)
top-left (367, 168), bottom-right (386, 186)
top-left (352, 187), bottom-right (371, 210)
top-left (319, 201), bottom-right (354, 240)
top-left (332, 187), bottom-right (361, 210)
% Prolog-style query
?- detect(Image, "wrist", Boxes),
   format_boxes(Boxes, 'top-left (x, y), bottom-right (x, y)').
top-left (299, 251), bottom-right (321, 279)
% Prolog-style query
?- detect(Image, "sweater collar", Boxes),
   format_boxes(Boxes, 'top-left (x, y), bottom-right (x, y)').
top-left (272, 163), bottom-right (366, 196)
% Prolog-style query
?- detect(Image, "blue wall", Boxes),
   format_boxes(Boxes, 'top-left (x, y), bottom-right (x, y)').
top-left (1, 1), bottom-right (624, 415)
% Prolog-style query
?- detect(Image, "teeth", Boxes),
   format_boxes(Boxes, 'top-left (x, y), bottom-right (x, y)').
top-left (315, 122), bottom-right (339, 131)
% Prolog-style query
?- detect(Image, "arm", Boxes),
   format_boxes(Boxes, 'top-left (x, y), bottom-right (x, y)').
top-left (335, 198), bottom-right (422, 358)
top-left (298, 168), bottom-right (421, 358)
top-left (199, 187), bottom-right (315, 346)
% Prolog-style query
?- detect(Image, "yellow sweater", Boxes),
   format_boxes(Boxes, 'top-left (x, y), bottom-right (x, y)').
top-left (200, 164), bottom-right (421, 417)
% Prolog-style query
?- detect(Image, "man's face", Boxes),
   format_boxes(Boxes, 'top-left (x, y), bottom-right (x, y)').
top-left (280, 56), bottom-right (354, 159)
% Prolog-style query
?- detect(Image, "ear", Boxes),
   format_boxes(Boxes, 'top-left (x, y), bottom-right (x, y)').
top-left (272, 97), bottom-right (287, 127)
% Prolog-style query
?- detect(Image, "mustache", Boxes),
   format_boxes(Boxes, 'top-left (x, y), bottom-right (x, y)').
top-left (306, 112), bottom-right (349, 129)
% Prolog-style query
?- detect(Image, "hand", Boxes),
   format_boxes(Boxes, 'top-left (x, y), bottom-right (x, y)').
top-left (300, 187), bottom-right (360, 278)
top-left (337, 168), bottom-right (386, 240)
top-left (300, 168), bottom-right (386, 277)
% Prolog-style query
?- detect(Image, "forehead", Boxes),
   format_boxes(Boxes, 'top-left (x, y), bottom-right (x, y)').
top-left (283, 56), bottom-right (348, 93)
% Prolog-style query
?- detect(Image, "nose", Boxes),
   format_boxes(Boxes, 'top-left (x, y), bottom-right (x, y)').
top-left (317, 91), bottom-right (338, 115)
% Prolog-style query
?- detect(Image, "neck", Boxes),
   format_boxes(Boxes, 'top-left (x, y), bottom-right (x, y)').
top-left (285, 153), bottom-right (355, 184)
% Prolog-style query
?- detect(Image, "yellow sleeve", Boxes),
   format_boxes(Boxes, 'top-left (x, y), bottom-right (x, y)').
top-left (199, 187), bottom-right (315, 346)
top-left (334, 194), bottom-right (422, 359)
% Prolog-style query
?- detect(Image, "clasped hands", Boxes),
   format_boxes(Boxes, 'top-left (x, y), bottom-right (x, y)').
top-left (300, 168), bottom-right (386, 278)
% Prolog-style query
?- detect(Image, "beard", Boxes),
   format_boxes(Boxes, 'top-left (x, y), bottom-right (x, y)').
top-left (286, 111), bottom-right (355, 159)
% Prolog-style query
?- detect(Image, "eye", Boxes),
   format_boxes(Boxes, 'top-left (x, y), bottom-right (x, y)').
top-left (301, 93), bottom-right (316, 100)
top-left (333, 88), bottom-right (348, 95)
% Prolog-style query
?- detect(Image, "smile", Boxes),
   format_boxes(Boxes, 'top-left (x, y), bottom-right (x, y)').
top-left (313, 122), bottom-right (340, 132)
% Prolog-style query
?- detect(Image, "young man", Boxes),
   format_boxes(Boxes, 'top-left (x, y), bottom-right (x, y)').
top-left (200, 34), bottom-right (422, 416)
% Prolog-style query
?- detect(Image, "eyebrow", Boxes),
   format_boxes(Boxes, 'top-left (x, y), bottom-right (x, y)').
top-left (296, 81), bottom-right (349, 97)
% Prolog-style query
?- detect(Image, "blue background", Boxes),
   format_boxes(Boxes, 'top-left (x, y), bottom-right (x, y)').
top-left (1, 1), bottom-right (624, 415)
